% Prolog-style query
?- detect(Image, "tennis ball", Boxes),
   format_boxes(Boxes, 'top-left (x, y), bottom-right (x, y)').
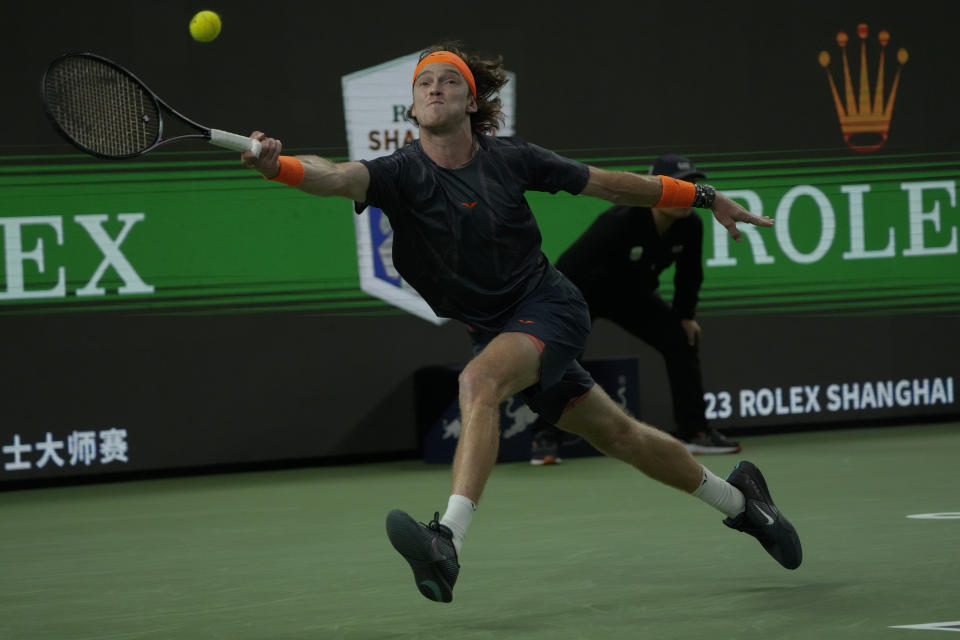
top-left (189, 10), bottom-right (221, 42)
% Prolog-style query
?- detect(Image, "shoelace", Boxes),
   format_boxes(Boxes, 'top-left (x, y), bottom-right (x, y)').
top-left (425, 512), bottom-right (454, 541)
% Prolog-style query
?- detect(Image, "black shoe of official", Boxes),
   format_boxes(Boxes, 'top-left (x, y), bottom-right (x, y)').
top-left (530, 430), bottom-right (562, 465)
top-left (722, 461), bottom-right (802, 570)
top-left (386, 510), bottom-right (460, 603)
top-left (682, 428), bottom-right (742, 455)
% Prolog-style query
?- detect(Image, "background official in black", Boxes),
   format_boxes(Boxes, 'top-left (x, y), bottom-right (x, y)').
top-left (531, 155), bottom-right (741, 463)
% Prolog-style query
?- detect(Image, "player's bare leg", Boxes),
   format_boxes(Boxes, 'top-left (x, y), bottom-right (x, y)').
top-left (556, 384), bottom-right (702, 491)
top-left (452, 331), bottom-right (540, 501)
top-left (557, 385), bottom-right (802, 569)
top-left (386, 331), bottom-right (540, 602)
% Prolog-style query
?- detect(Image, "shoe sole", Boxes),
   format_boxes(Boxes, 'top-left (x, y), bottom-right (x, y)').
top-left (385, 510), bottom-right (456, 603)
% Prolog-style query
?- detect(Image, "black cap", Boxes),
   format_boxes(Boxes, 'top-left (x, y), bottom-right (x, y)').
top-left (648, 154), bottom-right (706, 181)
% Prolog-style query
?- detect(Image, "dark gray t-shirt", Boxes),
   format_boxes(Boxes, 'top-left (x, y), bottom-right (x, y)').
top-left (356, 135), bottom-right (589, 330)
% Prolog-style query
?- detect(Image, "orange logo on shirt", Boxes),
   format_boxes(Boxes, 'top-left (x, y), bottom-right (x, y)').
top-left (517, 319), bottom-right (536, 324)
top-left (461, 201), bottom-right (478, 209)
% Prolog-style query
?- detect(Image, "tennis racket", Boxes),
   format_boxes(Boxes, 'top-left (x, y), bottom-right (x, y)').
top-left (41, 52), bottom-right (261, 159)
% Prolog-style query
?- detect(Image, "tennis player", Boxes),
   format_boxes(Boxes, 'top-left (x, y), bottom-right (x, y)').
top-left (242, 44), bottom-right (802, 603)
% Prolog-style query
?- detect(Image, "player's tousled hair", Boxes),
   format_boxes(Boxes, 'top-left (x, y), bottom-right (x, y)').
top-left (407, 42), bottom-right (508, 135)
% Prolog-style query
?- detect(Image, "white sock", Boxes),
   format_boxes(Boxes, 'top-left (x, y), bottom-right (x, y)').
top-left (692, 467), bottom-right (745, 518)
top-left (439, 494), bottom-right (476, 557)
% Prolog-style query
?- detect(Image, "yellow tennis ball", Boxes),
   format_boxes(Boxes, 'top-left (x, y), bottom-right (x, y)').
top-left (189, 10), bottom-right (221, 42)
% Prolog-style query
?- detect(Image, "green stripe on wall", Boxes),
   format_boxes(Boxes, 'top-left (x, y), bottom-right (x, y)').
top-left (2, 149), bottom-right (957, 317)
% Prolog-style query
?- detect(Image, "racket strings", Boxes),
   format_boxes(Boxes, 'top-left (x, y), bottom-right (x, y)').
top-left (45, 57), bottom-right (160, 157)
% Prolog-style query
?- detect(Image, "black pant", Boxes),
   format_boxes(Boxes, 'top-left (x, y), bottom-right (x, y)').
top-left (534, 291), bottom-right (707, 440)
top-left (597, 292), bottom-right (707, 437)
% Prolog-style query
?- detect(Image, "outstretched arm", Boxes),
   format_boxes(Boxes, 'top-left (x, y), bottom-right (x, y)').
top-left (579, 166), bottom-right (663, 204)
top-left (580, 166), bottom-right (773, 242)
top-left (241, 131), bottom-right (370, 203)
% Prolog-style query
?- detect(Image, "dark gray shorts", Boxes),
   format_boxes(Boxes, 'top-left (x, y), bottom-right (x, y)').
top-left (466, 271), bottom-right (595, 424)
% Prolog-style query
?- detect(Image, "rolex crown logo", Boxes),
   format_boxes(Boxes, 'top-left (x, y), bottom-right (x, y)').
top-left (818, 22), bottom-right (908, 153)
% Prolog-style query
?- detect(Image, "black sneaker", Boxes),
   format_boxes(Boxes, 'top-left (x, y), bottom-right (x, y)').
top-left (722, 461), bottom-right (802, 570)
top-left (682, 428), bottom-right (742, 454)
top-left (385, 510), bottom-right (460, 603)
top-left (530, 430), bottom-right (562, 465)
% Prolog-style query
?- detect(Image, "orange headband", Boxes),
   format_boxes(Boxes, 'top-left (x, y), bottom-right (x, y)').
top-left (412, 51), bottom-right (477, 99)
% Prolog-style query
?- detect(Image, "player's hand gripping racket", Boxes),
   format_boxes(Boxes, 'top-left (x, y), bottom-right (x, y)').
top-left (41, 52), bottom-right (261, 159)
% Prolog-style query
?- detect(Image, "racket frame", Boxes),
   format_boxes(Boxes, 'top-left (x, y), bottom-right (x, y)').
top-left (41, 52), bottom-right (260, 159)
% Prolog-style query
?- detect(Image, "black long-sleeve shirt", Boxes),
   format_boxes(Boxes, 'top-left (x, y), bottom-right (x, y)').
top-left (556, 206), bottom-right (704, 319)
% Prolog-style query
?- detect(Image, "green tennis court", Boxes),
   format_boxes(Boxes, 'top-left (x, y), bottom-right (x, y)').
top-left (3, 421), bottom-right (958, 639)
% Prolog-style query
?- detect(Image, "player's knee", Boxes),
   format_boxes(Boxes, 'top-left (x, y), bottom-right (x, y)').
top-left (563, 405), bottom-right (631, 450)
top-left (598, 414), bottom-right (639, 456)
top-left (458, 365), bottom-right (500, 408)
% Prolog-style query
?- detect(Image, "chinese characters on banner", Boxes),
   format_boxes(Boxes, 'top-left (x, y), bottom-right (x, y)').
top-left (2, 428), bottom-right (129, 472)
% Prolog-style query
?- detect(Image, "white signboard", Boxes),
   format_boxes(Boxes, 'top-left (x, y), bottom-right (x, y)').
top-left (342, 52), bottom-right (516, 324)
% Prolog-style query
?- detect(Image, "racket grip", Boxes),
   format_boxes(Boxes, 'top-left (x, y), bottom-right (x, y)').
top-left (209, 129), bottom-right (262, 156)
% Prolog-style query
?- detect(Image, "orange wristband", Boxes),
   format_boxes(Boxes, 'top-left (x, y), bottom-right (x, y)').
top-left (654, 175), bottom-right (696, 208)
top-left (268, 155), bottom-right (305, 187)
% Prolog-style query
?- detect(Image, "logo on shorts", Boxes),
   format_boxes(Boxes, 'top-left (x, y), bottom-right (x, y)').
top-left (461, 201), bottom-right (478, 209)
top-left (517, 319), bottom-right (536, 324)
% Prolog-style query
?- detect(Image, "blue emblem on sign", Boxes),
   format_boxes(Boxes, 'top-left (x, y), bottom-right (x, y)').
top-left (368, 207), bottom-right (402, 287)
